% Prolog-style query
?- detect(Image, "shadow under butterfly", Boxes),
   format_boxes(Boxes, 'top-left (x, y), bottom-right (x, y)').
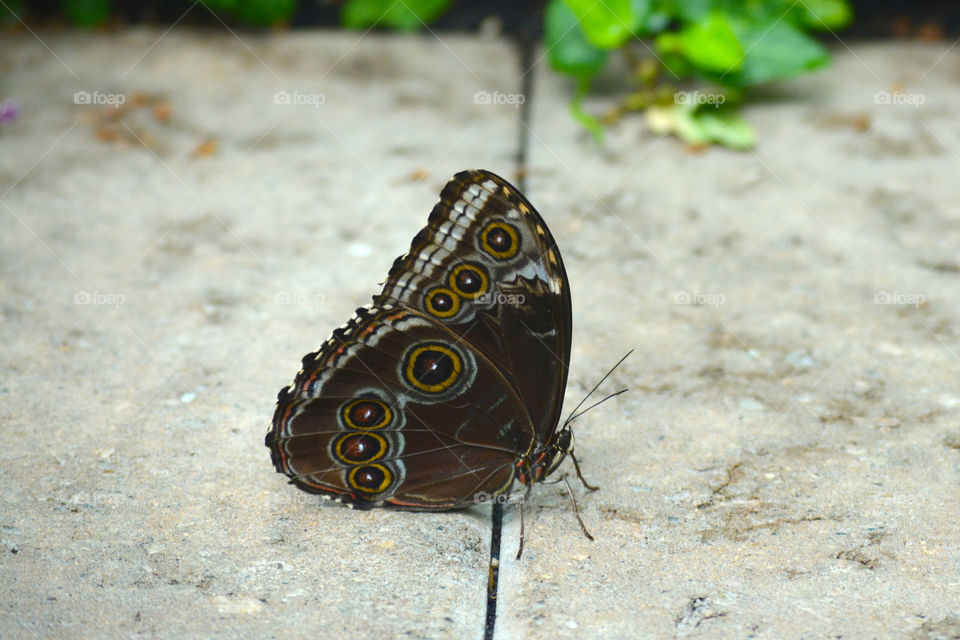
top-left (265, 169), bottom-right (627, 556)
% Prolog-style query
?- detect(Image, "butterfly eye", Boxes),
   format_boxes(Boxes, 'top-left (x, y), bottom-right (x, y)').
top-left (333, 433), bottom-right (387, 464)
top-left (348, 464), bottom-right (392, 493)
top-left (449, 264), bottom-right (489, 299)
top-left (480, 221), bottom-right (520, 260)
top-left (403, 343), bottom-right (463, 394)
top-left (341, 399), bottom-right (393, 430)
top-left (424, 287), bottom-right (461, 318)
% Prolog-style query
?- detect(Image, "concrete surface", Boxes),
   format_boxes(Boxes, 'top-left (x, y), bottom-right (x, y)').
top-left (1, 25), bottom-right (959, 640)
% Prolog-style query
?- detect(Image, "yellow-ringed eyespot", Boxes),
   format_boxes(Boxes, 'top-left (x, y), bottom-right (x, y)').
top-left (333, 432), bottom-right (387, 464)
top-left (340, 398), bottom-right (392, 430)
top-left (424, 287), bottom-right (460, 318)
top-left (449, 263), bottom-right (488, 300)
top-left (404, 343), bottom-right (462, 394)
top-left (480, 221), bottom-right (520, 260)
top-left (348, 464), bottom-right (392, 493)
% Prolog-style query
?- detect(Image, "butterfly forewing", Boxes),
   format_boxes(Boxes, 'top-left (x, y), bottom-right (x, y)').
top-left (374, 170), bottom-right (572, 444)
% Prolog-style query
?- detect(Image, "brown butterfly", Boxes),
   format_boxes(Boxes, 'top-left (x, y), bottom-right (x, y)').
top-left (266, 170), bottom-right (599, 540)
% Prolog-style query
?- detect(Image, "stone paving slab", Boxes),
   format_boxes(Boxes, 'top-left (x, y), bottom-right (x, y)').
top-left (1, 26), bottom-right (959, 640)
top-left (0, 28), bottom-right (524, 639)
top-left (500, 41), bottom-right (960, 640)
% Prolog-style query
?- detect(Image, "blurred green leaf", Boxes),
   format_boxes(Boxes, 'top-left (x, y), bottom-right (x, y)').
top-left (633, 0), bottom-right (670, 35)
top-left (723, 20), bottom-right (830, 86)
top-left (562, 0), bottom-right (634, 49)
top-left (571, 77), bottom-right (605, 142)
top-left (61, 0), bottom-right (111, 27)
top-left (798, 0), bottom-right (853, 30)
top-left (646, 103), bottom-right (754, 149)
top-left (694, 108), bottom-right (755, 149)
top-left (2, 0), bottom-right (24, 25)
top-left (230, 0), bottom-right (297, 25)
top-left (341, 0), bottom-right (451, 31)
top-left (654, 32), bottom-right (696, 79)
top-left (545, 0), bottom-right (609, 77)
top-left (201, 0), bottom-right (239, 11)
top-left (627, 0), bottom-right (654, 33)
top-left (669, 0), bottom-right (711, 22)
top-left (677, 11), bottom-right (743, 73)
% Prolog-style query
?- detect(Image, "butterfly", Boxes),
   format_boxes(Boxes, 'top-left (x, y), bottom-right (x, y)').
top-left (265, 169), bottom-right (596, 521)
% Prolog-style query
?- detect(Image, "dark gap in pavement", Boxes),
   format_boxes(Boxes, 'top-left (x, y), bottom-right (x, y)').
top-left (482, 30), bottom-right (537, 640)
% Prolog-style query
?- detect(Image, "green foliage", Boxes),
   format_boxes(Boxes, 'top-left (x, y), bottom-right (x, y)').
top-left (44, 0), bottom-right (852, 149)
top-left (564, 0), bottom-right (635, 49)
top-left (546, 0), bottom-right (852, 147)
top-left (2, 1), bottom-right (24, 24)
top-left (544, 0), bottom-right (609, 77)
top-left (671, 11), bottom-right (744, 74)
top-left (202, 0), bottom-right (297, 26)
top-left (60, 0), bottom-right (111, 27)
top-left (551, 0), bottom-right (847, 85)
top-left (341, 0), bottom-right (451, 31)
top-left (50, 0), bottom-right (297, 26)
top-left (798, 0), bottom-right (853, 30)
top-left (570, 77), bottom-right (605, 141)
top-left (647, 101), bottom-right (755, 149)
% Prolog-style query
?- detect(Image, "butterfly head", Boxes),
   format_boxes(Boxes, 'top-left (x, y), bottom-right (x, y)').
top-left (540, 417), bottom-right (600, 493)
top-left (544, 426), bottom-right (574, 478)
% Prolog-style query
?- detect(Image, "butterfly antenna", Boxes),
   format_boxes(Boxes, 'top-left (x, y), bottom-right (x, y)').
top-left (567, 388), bottom-right (629, 425)
top-left (562, 349), bottom-right (633, 428)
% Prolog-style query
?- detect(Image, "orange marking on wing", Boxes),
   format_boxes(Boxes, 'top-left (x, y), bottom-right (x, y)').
top-left (303, 368), bottom-right (324, 387)
top-left (274, 446), bottom-right (289, 469)
top-left (279, 404), bottom-right (296, 427)
top-left (299, 479), bottom-right (333, 492)
top-left (386, 497), bottom-right (450, 509)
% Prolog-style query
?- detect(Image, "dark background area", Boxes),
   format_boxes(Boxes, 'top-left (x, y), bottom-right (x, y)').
top-left (5, 0), bottom-right (960, 38)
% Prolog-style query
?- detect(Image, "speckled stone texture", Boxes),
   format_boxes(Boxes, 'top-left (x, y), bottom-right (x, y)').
top-left (1, 28), bottom-right (958, 640)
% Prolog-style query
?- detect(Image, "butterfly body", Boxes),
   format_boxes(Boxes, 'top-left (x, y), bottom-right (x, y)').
top-left (266, 170), bottom-right (575, 511)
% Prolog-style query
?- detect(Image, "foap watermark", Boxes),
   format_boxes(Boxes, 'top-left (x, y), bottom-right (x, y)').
top-left (674, 290), bottom-right (725, 308)
top-left (68, 491), bottom-right (124, 508)
top-left (74, 91), bottom-right (126, 106)
top-left (874, 290), bottom-right (925, 308)
top-left (274, 291), bottom-right (326, 306)
top-left (874, 90), bottom-right (925, 108)
top-left (274, 90), bottom-right (326, 108)
top-left (266, 490), bottom-right (333, 510)
top-left (473, 491), bottom-right (522, 505)
top-left (74, 290), bottom-right (125, 306)
top-left (675, 90), bottom-right (725, 107)
top-left (476, 291), bottom-right (526, 306)
top-left (474, 91), bottom-right (526, 108)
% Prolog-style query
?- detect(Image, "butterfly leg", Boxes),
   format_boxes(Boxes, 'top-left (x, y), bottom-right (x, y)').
top-left (570, 451), bottom-right (599, 491)
top-left (563, 474), bottom-right (595, 542)
top-left (515, 499), bottom-right (525, 560)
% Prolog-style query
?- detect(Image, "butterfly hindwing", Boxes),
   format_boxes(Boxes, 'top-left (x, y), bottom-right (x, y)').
top-left (269, 305), bottom-right (535, 509)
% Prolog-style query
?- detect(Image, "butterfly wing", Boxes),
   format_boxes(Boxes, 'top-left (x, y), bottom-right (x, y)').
top-left (373, 170), bottom-right (572, 443)
top-left (267, 305), bottom-right (535, 509)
